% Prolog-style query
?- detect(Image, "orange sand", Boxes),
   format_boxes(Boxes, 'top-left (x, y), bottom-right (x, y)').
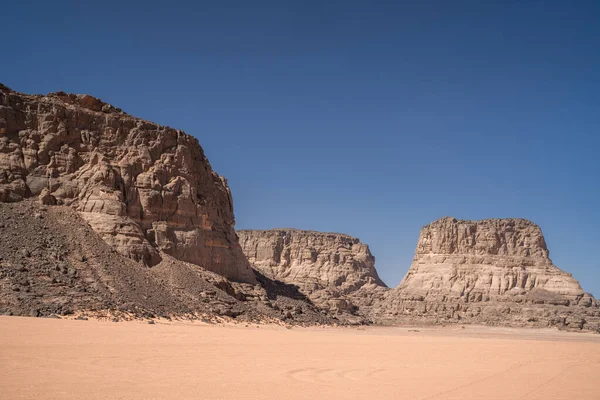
top-left (1, 316), bottom-right (598, 400)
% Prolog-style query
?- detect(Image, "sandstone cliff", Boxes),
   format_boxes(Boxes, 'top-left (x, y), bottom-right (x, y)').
top-left (399, 217), bottom-right (586, 302)
top-left (379, 217), bottom-right (599, 331)
top-left (0, 84), bottom-right (254, 283)
top-left (239, 220), bottom-right (599, 331)
top-left (238, 229), bottom-right (387, 313)
top-left (1, 83), bottom-right (598, 331)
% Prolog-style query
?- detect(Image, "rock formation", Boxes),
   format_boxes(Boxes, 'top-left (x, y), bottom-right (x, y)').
top-left (377, 217), bottom-right (599, 331)
top-left (238, 229), bottom-right (387, 313)
top-left (1, 83), bottom-right (598, 331)
top-left (399, 217), bottom-right (586, 302)
top-left (0, 200), bottom-right (332, 323)
top-left (0, 83), bottom-right (254, 283)
top-left (239, 219), bottom-right (599, 331)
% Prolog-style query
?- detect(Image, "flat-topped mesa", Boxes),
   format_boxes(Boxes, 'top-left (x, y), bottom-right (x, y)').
top-left (376, 217), bottom-right (600, 331)
top-left (399, 217), bottom-right (585, 301)
top-left (238, 229), bottom-right (387, 312)
top-left (0, 84), bottom-right (255, 283)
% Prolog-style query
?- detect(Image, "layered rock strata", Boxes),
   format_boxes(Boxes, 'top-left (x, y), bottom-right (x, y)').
top-left (0, 84), bottom-right (254, 283)
top-left (1, 84), bottom-right (598, 331)
top-left (378, 217), bottom-right (599, 331)
top-left (239, 220), bottom-right (599, 331)
top-left (400, 217), bottom-right (586, 302)
top-left (238, 229), bottom-right (387, 312)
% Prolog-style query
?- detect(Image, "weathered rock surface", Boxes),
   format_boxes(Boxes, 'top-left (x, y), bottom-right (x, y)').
top-left (0, 83), bottom-right (254, 283)
top-left (239, 219), bottom-right (599, 332)
top-left (0, 195), bottom-right (334, 324)
top-left (377, 217), bottom-right (600, 332)
top-left (1, 84), bottom-right (597, 331)
top-left (238, 229), bottom-right (387, 313)
top-left (399, 217), bottom-right (586, 302)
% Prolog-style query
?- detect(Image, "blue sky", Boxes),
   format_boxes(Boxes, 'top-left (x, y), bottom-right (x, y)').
top-left (2, 1), bottom-right (599, 295)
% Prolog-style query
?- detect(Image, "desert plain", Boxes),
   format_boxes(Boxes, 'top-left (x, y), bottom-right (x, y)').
top-left (1, 316), bottom-right (599, 400)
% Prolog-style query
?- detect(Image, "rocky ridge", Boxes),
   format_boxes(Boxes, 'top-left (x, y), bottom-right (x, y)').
top-left (239, 218), bottom-right (599, 332)
top-left (238, 229), bottom-right (387, 313)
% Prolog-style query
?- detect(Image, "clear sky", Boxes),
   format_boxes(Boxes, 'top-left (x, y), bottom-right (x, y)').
top-left (2, 1), bottom-right (599, 296)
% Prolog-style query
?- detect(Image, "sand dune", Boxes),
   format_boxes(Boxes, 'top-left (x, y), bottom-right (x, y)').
top-left (1, 317), bottom-right (599, 400)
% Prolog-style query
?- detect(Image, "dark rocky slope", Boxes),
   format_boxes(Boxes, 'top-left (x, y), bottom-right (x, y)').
top-left (373, 218), bottom-right (600, 331)
top-left (0, 198), bottom-right (333, 324)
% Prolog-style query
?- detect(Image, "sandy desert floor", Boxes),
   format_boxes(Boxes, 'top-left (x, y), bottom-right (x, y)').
top-left (1, 317), bottom-right (599, 400)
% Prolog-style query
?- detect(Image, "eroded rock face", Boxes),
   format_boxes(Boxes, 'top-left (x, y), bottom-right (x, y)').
top-left (399, 217), bottom-right (585, 301)
top-left (378, 217), bottom-right (599, 331)
top-left (238, 221), bottom-right (599, 331)
top-left (238, 229), bottom-right (387, 312)
top-left (0, 200), bottom-right (336, 324)
top-left (0, 84), bottom-right (255, 283)
top-left (2, 83), bottom-right (597, 330)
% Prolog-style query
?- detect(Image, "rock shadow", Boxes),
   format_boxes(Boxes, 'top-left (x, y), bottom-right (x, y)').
top-left (253, 270), bottom-right (314, 304)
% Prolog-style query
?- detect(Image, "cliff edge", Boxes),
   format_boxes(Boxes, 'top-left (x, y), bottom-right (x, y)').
top-left (0, 84), bottom-right (254, 283)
